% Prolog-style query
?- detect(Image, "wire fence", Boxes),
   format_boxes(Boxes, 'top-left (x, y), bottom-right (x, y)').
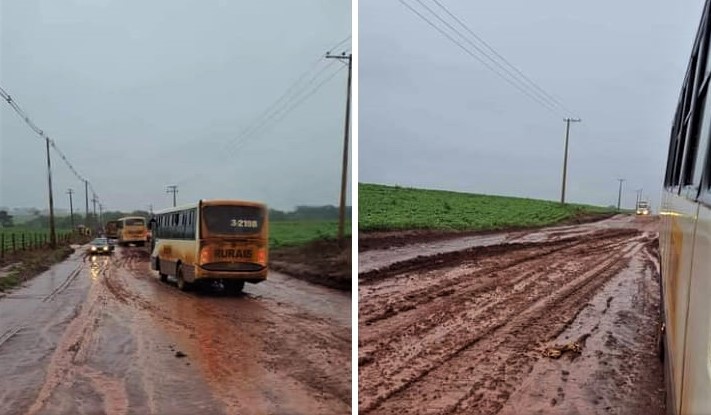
top-left (0, 231), bottom-right (79, 259)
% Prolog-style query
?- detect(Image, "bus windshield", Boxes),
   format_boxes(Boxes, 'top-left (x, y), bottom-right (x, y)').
top-left (202, 205), bottom-right (265, 236)
top-left (125, 218), bottom-right (145, 226)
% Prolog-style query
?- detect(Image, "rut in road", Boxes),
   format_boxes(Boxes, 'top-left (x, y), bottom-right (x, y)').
top-left (358, 228), bottom-right (655, 414)
top-left (12, 249), bottom-right (350, 415)
top-left (113, 249), bottom-right (352, 414)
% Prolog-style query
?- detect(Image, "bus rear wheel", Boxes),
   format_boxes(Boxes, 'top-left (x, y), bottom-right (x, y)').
top-left (176, 266), bottom-right (192, 292)
top-left (223, 280), bottom-right (245, 295)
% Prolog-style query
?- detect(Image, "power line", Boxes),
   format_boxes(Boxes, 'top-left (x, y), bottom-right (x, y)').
top-left (397, 0), bottom-right (571, 117)
top-left (0, 85), bottom-right (101, 202)
top-left (176, 43), bottom-right (349, 186)
top-left (327, 35), bottom-right (352, 54)
top-left (177, 63), bottom-right (347, 187)
top-left (226, 63), bottom-right (346, 157)
top-left (428, 0), bottom-right (577, 117)
top-left (223, 59), bottom-right (340, 156)
top-left (209, 36), bottom-right (351, 161)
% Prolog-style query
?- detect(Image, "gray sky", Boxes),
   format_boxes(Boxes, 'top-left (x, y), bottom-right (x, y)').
top-left (359, 0), bottom-right (705, 210)
top-left (0, 0), bottom-right (351, 212)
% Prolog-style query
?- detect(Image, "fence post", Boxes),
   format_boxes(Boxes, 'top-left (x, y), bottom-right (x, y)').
top-left (1, 234), bottom-right (4, 259)
top-left (12, 234), bottom-right (16, 253)
top-left (21, 234), bottom-right (25, 251)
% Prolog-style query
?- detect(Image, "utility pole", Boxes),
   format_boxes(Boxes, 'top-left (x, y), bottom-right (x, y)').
top-left (560, 118), bottom-right (582, 204)
top-left (617, 179), bottom-right (626, 212)
top-left (91, 194), bottom-right (98, 231)
top-left (166, 185), bottom-right (178, 207)
top-left (325, 51), bottom-right (352, 247)
top-left (636, 188), bottom-right (643, 207)
top-left (45, 136), bottom-right (57, 248)
top-left (84, 180), bottom-right (89, 227)
top-left (99, 204), bottom-right (104, 230)
top-left (67, 189), bottom-right (75, 231)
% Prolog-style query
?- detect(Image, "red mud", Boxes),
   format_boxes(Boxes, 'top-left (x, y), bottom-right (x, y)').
top-left (359, 212), bottom-right (615, 252)
top-left (269, 238), bottom-right (352, 291)
top-left (0, 246), bottom-right (351, 415)
top-left (358, 215), bottom-right (663, 414)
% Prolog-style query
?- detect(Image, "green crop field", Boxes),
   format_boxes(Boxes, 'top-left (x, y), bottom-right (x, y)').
top-left (359, 183), bottom-right (616, 232)
top-left (269, 220), bottom-right (351, 249)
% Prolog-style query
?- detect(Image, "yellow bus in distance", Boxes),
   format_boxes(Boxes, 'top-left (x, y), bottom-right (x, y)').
top-left (117, 216), bottom-right (148, 246)
top-left (105, 220), bottom-right (119, 239)
top-left (149, 199), bottom-right (268, 293)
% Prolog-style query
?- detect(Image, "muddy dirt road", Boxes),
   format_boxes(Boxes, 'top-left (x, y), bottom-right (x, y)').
top-left (0, 248), bottom-right (351, 415)
top-left (359, 215), bottom-right (663, 414)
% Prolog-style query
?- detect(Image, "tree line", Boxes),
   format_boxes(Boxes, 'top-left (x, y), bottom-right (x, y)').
top-left (0, 205), bottom-right (352, 229)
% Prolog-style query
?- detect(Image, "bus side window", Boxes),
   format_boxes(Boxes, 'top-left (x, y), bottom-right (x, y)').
top-left (188, 210), bottom-right (195, 239)
top-left (174, 213), bottom-right (180, 238)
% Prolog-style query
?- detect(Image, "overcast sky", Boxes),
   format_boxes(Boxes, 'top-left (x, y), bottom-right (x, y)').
top-left (359, 0), bottom-right (705, 210)
top-left (0, 0), bottom-right (351, 212)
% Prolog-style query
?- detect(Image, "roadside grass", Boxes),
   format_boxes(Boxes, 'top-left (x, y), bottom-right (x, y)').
top-left (360, 183), bottom-right (616, 232)
top-left (269, 220), bottom-right (351, 249)
top-left (0, 227), bottom-right (73, 251)
top-left (1, 222), bottom-right (348, 250)
top-left (0, 246), bottom-right (74, 292)
top-left (0, 227), bottom-right (73, 235)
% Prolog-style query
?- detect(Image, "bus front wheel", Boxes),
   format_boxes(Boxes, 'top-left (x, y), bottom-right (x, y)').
top-left (176, 266), bottom-right (192, 292)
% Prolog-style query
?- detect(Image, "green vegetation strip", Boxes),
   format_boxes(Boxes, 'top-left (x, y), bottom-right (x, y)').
top-left (0, 228), bottom-right (74, 251)
top-left (359, 183), bottom-right (615, 232)
top-left (269, 220), bottom-right (351, 249)
top-left (0, 246), bottom-right (74, 291)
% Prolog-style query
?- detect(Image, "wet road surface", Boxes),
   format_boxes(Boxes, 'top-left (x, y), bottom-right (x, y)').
top-left (358, 215), bottom-right (663, 414)
top-left (0, 247), bottom-right (351, 415)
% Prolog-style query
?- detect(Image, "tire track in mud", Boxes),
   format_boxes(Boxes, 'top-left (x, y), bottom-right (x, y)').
top-left (42, 264), bottom-right (83, 302)
top-left (108, 249), bottom-right (351, 414)
top-left (358, 228), bottom-right (656, 414)
top-left (26, 249), bottom-right (350, 415)
top-left (359, 230), bottom-right (643, 358)
top-left (360, 228), bottom-right (638, 285)
top-left (101, 252), bottom-right (283, 413)
top-left (0, 326), bottom-right (24, 349)
top-left (26, 257), bottom-right (127, 415)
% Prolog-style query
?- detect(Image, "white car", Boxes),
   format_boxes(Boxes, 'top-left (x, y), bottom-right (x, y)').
top-left (636, 202), bottom-right (650, 215)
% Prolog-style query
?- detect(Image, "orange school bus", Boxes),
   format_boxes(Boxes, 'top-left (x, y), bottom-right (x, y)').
top-left (117, 216), bottom-right (148, 246)
top-left (149, 200), bottom-right (268, 293)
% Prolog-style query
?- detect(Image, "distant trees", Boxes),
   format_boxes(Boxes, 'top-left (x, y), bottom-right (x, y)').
top-left (268, 205), bottom-right (352, 221)
top-left (2, 205), bottom-right (350, 229)
top-left (0, 210), bottom-right (14, 227)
